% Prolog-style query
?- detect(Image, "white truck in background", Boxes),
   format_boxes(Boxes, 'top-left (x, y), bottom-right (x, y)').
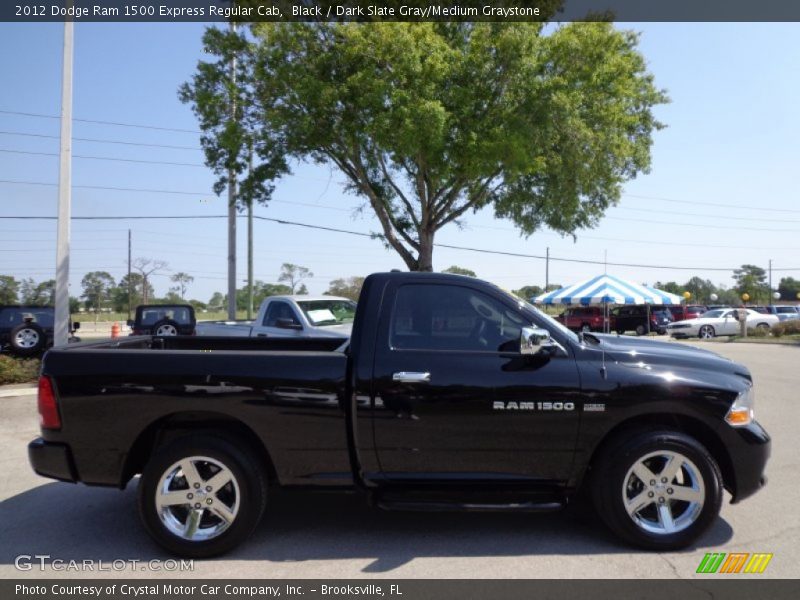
top-left (194, 295), bottom-right (356, 339)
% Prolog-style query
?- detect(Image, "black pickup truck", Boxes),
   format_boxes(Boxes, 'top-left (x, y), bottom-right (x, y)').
top-left (28, 272), bottom-right (770, 557)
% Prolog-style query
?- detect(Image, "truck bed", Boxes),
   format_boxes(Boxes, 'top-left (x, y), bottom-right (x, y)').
top-left (39, 335), bottom-right (352, 488)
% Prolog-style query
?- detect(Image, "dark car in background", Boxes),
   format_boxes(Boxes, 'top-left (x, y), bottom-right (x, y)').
top-left (611, 304), bottom-right (673, 335)
top-left (556, 306), bottom-right (608, 332)
top-left (128, 304), bottom-right (196, 336)
top-left (0, 305), bottom-right (79, 357)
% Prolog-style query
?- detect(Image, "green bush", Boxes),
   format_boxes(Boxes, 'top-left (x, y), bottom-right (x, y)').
top-left (0, 355), bottom-right (40, 385)
top-left (772, 320), bottom-right (800, 338)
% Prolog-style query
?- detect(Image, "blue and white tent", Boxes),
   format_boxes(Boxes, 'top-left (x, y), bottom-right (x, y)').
top-left (534, 274), bottom-right (683, 306)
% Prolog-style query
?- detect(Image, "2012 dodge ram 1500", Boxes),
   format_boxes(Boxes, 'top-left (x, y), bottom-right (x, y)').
top-left (28, 272), bottom-right (770, 557)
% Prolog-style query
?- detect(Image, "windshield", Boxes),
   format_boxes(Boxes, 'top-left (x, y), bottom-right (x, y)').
top-left (296, 299), bottom-right (357, 326)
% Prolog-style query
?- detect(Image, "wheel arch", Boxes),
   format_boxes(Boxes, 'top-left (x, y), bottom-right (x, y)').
top-left (121, 411), bottom-right (278, 489)
top-left (580, 413), bottom-right (735, 497)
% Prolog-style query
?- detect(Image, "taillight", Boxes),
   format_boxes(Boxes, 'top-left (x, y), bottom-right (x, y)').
top-left (38, 376), bottom-right (61, 430)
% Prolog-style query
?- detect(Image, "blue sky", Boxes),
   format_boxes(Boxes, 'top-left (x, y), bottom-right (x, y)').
top-left (1, 22), bottom-right (799, 302)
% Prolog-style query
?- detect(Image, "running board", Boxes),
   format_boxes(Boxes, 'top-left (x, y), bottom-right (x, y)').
top-left (377, 500), bottom-right (564, 513)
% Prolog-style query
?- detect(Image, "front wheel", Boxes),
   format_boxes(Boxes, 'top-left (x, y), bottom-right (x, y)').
top-left (580, 324), bottom-right (592, 333)
top-left (591, 429), bottom-right (722, 551)
top-left (756, 323), bottom-right (770, 333)
top-left (698, 325), bottom-right (716, 339)
top-left (138, 434), bottom-right (267, 557)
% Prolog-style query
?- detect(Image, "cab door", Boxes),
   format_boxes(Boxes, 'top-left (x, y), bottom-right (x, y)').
top-left (370, 281), bottom-right (581, 485)
top-left (250, 300), bottom-right (305, 338)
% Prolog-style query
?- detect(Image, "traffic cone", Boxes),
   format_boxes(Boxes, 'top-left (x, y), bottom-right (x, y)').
top-left (111, 322), bottom-right (120, 338)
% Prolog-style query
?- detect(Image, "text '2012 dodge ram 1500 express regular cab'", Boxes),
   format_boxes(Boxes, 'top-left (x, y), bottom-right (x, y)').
top-left (28, 272), bottom-right (770, 557)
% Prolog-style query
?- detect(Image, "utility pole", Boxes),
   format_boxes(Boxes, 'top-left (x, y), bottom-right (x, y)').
top-left (226, 20), bottom-right (238, 320)
top-left (247, 146), bottom-right (254, 320)
top-left (127, 229), bottom-right (132, 320)
top-left (54, 20), bottom-right (73, 347)
top-left (769, 259), bottom-right (773, 302)
top-left (545, 246), bottom-right (549, 291)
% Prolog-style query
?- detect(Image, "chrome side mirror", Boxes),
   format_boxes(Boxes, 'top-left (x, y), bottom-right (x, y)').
top-left (520, 326), bottom-right (556, 355)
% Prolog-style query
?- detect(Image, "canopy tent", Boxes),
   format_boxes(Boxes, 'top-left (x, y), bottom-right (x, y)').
top-left (534, 274), bottom-right (683, 306)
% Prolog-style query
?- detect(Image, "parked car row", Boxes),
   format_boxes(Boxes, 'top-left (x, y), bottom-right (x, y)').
top-left (556, 304), bottom-right (707, 336)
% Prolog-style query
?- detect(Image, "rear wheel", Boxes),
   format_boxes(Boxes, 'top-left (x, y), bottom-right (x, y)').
top-left (591, 429), bottom-right (722, 550)
top-left (580, 323), bottom-right (592, 333)
top-left (635, 325), bottom-right (647, 336)
top-left (698, 325), bottom-right (715, 339)
top-left (138, 434), bottom-right (267, 557)
top-left (756, 323), bottom-right (770, 333)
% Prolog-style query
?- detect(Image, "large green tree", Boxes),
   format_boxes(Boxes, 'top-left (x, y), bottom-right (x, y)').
top-left (0, 275), bottom-right (19, 304)
top-left (19, 278), bottom-right (55, 305)
top-left (325, 276), bottom-right (365, 301)
top-left (182, 23), bottom-right (666, 271)
top-left (733, 265), bottom-right (769, 304)
top-left (81, 271), bottom-right (115, 313)
top-left (778, 277), bottom-right (800, 301)
top-left (278, 263), bottom-right (312, 294)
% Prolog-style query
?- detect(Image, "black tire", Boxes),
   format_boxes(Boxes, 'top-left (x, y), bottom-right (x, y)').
top-left (152, 319), bottom-right (180, 337)
top-left (580, 323), bottom-right (592, 333)
top-left (591, 429), bottom-right (723, 551)
top-left (635, 325), bottom-right (647, 336)
top-left (756, 323), bottom-right (770, 332)
top-left (138, 434), bottom-right (267, 558)
top-left (657, 328), bottom-right (667, 335)
top-left (9, 322), bottom-right (46, 356)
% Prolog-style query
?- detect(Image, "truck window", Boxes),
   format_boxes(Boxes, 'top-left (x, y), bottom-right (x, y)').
top-left (263, 301), bottom-right (301, 327)
top-left (390, 284), bottom-right (524, 352)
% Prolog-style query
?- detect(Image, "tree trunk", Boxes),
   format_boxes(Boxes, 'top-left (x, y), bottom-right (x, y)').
top-left (417, 230), bottom-right (435, 272)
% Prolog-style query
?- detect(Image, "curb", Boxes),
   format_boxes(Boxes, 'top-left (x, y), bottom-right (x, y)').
top-left (0, 384), bottom-right (37, 398)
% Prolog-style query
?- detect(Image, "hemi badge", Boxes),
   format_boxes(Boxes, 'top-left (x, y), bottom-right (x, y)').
top-left (584, 403), bottom-right (606, 412)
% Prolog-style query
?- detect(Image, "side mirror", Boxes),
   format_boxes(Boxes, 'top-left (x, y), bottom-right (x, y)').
top-left (72, 321), bottom-right (80, 330)
top-left (520, 326), bottom-right (556, 356)
top-left (126, 319), bottom-right (134, 327)
top-left (276, 318), bottom-right (302, 330)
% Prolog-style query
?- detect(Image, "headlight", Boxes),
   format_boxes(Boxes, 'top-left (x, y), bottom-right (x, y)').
top-left (725, 387), bottom-right (754, 427)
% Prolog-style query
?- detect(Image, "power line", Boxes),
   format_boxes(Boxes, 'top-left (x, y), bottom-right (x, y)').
top-left (0, 109), bottom-right (200, 134)
top-left (3, 212), bottom-right (799, 272)
top-left (624, 193), bottom-right (800, 215)
top-left (0, 130), bottom-right (199, 150)
top-left (613, 205), bottom-right (800, 225)
top-left (0, 148), bottom-right (205, 168)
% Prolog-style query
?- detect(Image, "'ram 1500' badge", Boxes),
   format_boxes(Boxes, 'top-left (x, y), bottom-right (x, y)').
top-left (493, 401), bottom-right (575, 411)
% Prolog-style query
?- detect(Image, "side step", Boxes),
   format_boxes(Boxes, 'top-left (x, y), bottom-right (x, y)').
top-left (377, 500), bottom-right (564, 513)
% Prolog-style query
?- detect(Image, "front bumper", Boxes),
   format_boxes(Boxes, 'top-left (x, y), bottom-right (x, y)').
top-left (722, 421), bottom-right (771, 503)
top-left (28, 438), bottom-right (78, 483)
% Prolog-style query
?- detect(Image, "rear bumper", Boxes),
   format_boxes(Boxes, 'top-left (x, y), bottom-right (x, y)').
top-left (28, 438), bottom-right (78, 483)
top-left (723, 421), bottom-right (771, 503)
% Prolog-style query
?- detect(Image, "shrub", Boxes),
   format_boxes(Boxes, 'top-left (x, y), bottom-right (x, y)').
top-left (746, 326), bottom-right (770, 338)
top-left (0, 355), bottom-right (40, 385)
top-left (772, 320), bottom-right (800, 338)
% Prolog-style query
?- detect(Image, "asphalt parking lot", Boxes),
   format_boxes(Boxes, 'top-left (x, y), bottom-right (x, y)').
top-left (1, 341), bottom-right (797, 580)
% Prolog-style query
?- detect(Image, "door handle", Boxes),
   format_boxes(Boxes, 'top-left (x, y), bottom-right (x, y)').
top-left (392, 371), bottom-right (431, 383)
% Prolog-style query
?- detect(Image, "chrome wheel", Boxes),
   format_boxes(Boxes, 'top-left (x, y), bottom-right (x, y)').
top-left (698, 325), bottom-right (715, 339)
top-left (756, 323), bottom-right (770, 332)
top-left (581, 324), bottom-right (591, 333)
top-left (155, 323), bottom-right (178, 336)
top-left (622, 450), bottom-right (705, 535)
top-left (14, 328), bottom-right (39, 348)
top-left (155, 456), bottom-right (240, 541)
